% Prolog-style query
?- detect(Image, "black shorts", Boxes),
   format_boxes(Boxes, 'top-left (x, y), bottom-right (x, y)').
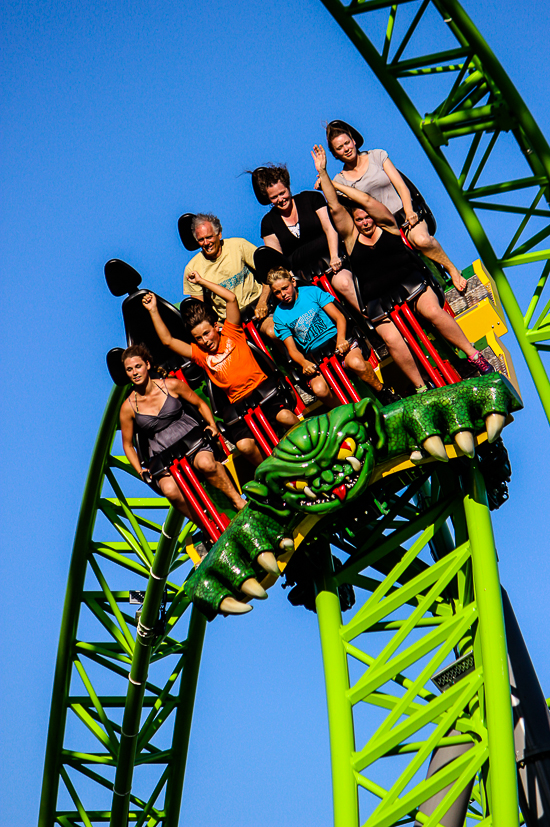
top-left (221, 377), bottom-right (291, 445)
top-left (307, 335), bottom-right (360, 362)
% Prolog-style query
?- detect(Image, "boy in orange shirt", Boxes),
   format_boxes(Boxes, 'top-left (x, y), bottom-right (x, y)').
top-left (142, 272), bottom-right (298, 466)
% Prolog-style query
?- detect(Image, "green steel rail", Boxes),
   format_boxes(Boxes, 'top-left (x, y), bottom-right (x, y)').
top-left (314, 460), bottom-right (519, 826)
top-left (319, 0), bottom-right (550, 420)
top-left (38, 387), bottom-right (206, 826)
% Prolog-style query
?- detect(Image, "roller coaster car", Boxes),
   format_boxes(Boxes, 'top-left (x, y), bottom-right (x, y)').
top-left (203, 340), bottom-right (298, 458)
top-left (105, 260), bottom-right (233, 543)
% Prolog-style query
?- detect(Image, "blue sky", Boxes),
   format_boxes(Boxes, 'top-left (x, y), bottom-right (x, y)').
top-left (2, 0), bottom-right (550, 824)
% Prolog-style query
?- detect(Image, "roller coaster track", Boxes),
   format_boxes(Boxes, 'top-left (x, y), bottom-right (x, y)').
top-left (320, 0), bottom-right (550, 420)
top-left (39, 2), bottom-right (549, 825)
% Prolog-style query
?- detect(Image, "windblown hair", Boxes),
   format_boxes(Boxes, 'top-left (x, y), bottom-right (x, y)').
top-left (266, 267), bottom-right (293, 287)
top-left (326, 123), bottom-right (354, 157)
top-left (253, 164), bottom-right (291, 198)
top-left (191, 213), bottom-right (222, 239)
top-left (182, 301), bottom-right (219, 332)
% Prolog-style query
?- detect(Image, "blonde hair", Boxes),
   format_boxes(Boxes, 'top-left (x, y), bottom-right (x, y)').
top-left (266, 267), bottom-right (293, 287)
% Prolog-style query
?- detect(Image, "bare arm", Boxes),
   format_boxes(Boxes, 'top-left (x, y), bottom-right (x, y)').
top-left (323, 302), bottom-right (349, 354)
top-left (262, 233), bottom-right (283, 254)
top-left (382, 158), bottom-right (417, 224)
top-left (311, 145), bottom-right (355, 242)
top-left (316, 206), bottom-right (342, 272)
top-left (283, 335), bottom-right (319, 377)
top-left (120, 401), bottom-right (144, 477)
top-left (332, 180), bottom-right (399, 234)
top-left (187, 271), bottom-right (241, 326)
top-left (142, 293), bottom-right (193, 358)
top-left (254, 282), bottom-right (271, 320)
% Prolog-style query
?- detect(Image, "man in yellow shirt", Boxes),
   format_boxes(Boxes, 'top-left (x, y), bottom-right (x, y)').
top-left (183, 213), bottom-right (275, 339)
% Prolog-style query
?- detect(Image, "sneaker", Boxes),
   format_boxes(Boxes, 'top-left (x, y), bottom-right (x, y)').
top-left (467, 351), bottom-right (495, 375)
top-left (376, 386), bottom-right (401, 406)
top-left (415, 384), bottom-right (428, 393)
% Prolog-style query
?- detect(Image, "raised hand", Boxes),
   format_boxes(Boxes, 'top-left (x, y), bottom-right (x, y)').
top-left (187, 270), bottom-right (202, 285)
top-left (311, 144), bottom-right (328, 175)
top-left (142, 292), bottom-right (157, 312)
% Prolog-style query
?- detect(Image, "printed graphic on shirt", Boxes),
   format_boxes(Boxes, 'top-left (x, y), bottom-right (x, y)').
top-left (220, 266), bottom-right (250, 293)
top-left (205, 338), bottom-right (236, 376)
top-left (290, 309), bottom-right (333, 350)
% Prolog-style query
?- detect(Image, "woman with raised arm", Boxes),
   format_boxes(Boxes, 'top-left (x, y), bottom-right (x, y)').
top-left (312, 144), bottom-right (494, 391)
top-left (254, 164), bottom-right (361, 312)
top-left (325, 119), bottom-right (466, 292)
top-left (119, 344), bottom-right (246, 518)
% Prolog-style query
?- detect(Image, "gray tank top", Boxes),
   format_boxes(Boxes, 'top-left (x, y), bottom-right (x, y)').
top-left (333, 149), bottom-right (403, 215)
top-left (131, 382), bottom-right (200, 456)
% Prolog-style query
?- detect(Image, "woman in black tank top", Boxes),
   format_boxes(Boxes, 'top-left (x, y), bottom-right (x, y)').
top-left (312, 144), bottom-right (494, 390)
top-left (252, 164), bottom-right (361, 313)
top-left (119, 344), bottom-right (245, 519)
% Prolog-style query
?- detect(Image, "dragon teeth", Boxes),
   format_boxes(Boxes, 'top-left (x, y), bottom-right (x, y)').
top-left (348, 456), bottom-right (361, 472)
top-left (304, 486), bottom-right (316, 500)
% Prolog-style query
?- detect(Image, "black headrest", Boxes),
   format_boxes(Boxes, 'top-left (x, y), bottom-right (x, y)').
top-left (251, 167), bottom-right (271, 206)
top-left (326, 119), bottom-right (364, 150)
top-left (253, 246), bottom-right (291, 283)
top-left (120, 289), bottom-right (191, 371)
top-left (106, 347), bottom-right (130, 386)
top-left (105, 259), bottom-right (143, 297)
top-left (178, 213), bottom-right (200, 251)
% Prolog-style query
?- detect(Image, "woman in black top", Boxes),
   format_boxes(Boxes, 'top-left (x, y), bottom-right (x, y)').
top-left (312, 145), bottom-right (494, 390)
top-left (119, 344), bottom-right (245, 517)
top-left (254, 164), bottom-right (361, 312)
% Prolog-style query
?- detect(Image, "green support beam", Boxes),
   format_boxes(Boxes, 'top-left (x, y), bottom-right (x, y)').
top-left (319, 0), bottom-right (550, 420)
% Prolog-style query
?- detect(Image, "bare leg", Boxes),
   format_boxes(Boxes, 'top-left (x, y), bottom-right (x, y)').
top-left (415, 288), bottom-right (477, 357)
top-left (235, 437), bottom-right (264, 467)
top-left (407, 219), bottom-right (467, 291)
top-left (331, 268), bottom-right (361, 313)
top-left (375, 318), bottom-right (425, 388)
top-left (309, 373), bottom-right (340, 409)
top-left (193, 450), bottom-right (246, 511)
top-left (259, 315), bottom-right (277, 340)
top-left (276, 408), bottom-right (299, 429)
top-left (343, 348), bottom-right (383, 392)
top-left (157, 474), bottom-right (192, 520)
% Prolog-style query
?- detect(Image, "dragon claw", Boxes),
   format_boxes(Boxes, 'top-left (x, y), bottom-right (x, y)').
top-left (240, 578), bottom-right (268, 600)
top-left (485, 413), bottom-right (506, 443)
top-left (454, 430), bottom-right (476, 458)
top-left (257, 551), bottom-right (280, 577)
top-left (422, 435), bottom-right (449, 462)
top-left (220, 597), bottom-right (253, 615)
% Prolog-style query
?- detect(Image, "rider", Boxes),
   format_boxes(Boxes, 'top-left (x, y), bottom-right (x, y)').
top-left (254, 164), bottom-right (360, 313)
top-left (312, 144), bottom-right (494, 390)
top-left (183, 212), bottom-right (276, 340)
top-left (143, 274), bottom-right (299, 466)
top-left (325, 120), bottom-right (466, 292)
top-left (119, 344), bottom-right (246, 518)
top-left (267, 267), bottom-right (397, 408)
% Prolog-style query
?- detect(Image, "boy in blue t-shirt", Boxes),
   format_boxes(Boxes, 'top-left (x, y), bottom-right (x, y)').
top-left (268, 267), bottom-right (388, 408)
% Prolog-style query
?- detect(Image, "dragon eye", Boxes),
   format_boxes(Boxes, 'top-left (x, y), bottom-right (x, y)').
top-left (286, 480), bottom-right (308, 491)
top-left (337, 438), bottom-right (357, 461)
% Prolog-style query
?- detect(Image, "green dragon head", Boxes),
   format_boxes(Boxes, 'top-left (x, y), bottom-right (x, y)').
top-left (244, 398), bottom-right (386, 516)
